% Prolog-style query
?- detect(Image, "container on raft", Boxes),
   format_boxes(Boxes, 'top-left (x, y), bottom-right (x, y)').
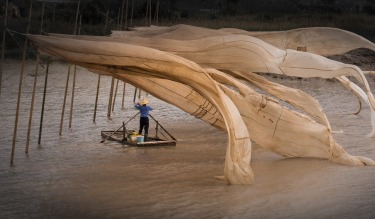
top-left (137, 136), bottom-right (144, 143)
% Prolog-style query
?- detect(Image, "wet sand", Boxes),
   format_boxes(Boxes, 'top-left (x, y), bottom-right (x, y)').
top-left (1, 60), bottom-right (375, 218)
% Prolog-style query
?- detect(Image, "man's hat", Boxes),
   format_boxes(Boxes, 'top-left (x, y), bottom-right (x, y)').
top-left (139, 99), bottom-right (149, 105)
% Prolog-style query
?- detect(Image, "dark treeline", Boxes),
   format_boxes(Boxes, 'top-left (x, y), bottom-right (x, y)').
top-left (2, 1), bottom-right (375, 24)
top-left (5, 0), bottom-right (375, 19)
top-left (4, 0), bottom-right (375, 24)
top-left (1, 0), bottom-right (375, 58)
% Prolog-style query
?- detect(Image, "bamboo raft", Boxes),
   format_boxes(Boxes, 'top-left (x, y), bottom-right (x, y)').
top-left (100, 113), bottom-right (176, 147)
top-left (101, 130), bottom-right (176, 147)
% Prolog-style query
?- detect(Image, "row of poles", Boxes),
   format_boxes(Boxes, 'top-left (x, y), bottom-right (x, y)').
top-left (0, 0), bottom-right (161, 95)
top-left (0, 0), bottom-right (157, 164)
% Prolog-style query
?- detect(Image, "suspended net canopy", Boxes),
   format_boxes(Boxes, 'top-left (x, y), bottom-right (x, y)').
top-left (27, 24), bottom-right (375, 185)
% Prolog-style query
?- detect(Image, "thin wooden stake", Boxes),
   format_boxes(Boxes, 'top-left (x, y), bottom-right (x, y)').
top-left (12, 0), bottom-right (33, 162)
top-left (107, 76), bottom-right (115, 117)
top-left (73, 0), bottom-right (81, 35)
top-left (145, 0), bottom-right (149, 25)
top-left (37, 58), bottom-right (49, 145)
top-left (133, 87), bottom-right (137, 103)
top-left (112, 79), bottom-right (119, 112)
top-left (59, 65), bottom-right (71, 136)
top-left (50, 2), bottom-right (56, 32)
top-left (120, 0), bottom-right (125, 30)
top-left (68, 65), bottom-right (77, 128)
top-left (39, 0), bottom-right (46, 34)
top-left (25, 52), bottom-right (39, 151)
top-left (93, 75), bottom-right (101, 122)
top-left (138, 89), bottom-right (141, 99)
top-left (130, 0), bottom-right (134, 27)
top-left (155, 0), bottom-right (159, 26)
top-left (149, 0), bottom-right (152, 26)
top-left (116, 8), bottom-right (121, 30)
top-left (78, 15), bottom-right (82, 35)
top-left (124, 0), bottom-right (129, 29)
top-left (121, 82), bottom-right (126, 109)
top-left (104, 9), bottom-right (109, 35)
top-left (0, 0), bottom-right (9, 96)
top-left (32, 0), bottom-right (45, 148)
top-left (68, 11), bottom-right (81, 129)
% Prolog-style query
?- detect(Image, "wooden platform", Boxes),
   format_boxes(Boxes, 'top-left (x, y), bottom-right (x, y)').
top-left (101, 130), bottom-right (176, 147)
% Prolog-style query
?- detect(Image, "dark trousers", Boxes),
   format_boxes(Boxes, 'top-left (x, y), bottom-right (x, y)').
top-left (139, 117), bottom-right (149, 135)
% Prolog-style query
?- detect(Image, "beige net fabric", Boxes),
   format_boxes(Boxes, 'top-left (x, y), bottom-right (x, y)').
top-left (27, 25), bottom-right (375, 185)
top-left (51, 25), bottom-right (375, 135)
top-left (222, 27), bottom-right (375, 56)
top-left (115, 24), bottom-right (375, 56)
top-left (115, 25), bottom-right (375, 136)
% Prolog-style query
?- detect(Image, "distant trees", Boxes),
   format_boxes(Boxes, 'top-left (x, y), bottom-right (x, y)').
top-left (80, 0), bottom-right (107, 24)
top-left (3, 0), bottom-right (374, 26)
top-left (157, 0), bottom-right (183, 20)
top-left (363, 3), bottom-right (375, 15)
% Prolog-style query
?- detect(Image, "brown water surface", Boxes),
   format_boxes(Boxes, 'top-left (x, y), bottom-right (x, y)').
top-left (0, 61), bottom-right (374, 218)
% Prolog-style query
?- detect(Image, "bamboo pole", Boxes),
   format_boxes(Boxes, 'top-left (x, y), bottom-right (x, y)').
top-left (145, 0), bottom-right (149, 25)
top-left (73, 0), bottom-right (81, 35)
top-left (78, 15), bottom-right (82, 35)
top-left (117, 8), bottom-right (120, 30)
top-left (155, 0), bottom-right (159, 26)
top-left (93, 75), bottom-right (101, 122)
top-left (104, 9), bottom-right (109, 35)
top-left (30, 0), bottom-right (46, 148)
top-left (124, 0), bottom-right (129, 29)
top-left (68, 14), bottom-right (82, 127)
top-left (107, 76), bottom-right (115, 117)
top-left (133, 87), bottom-right (137, 103)
top-left (37, 58), bottom-right (49, 145)
top-left (130, 0), bottom-right (134, 27)
top-left (11, 0), bottom-right (33, 163)
top-left (149, 0), bottom-right (152, 26)
top-left (112, 79), bottom-right (119, 112)
top-left (60, 0), bottom-right (80, 135)
top-left (69, 65), bottom-right (77, 128)
top-left (0, 0), bottom-right (9, 96)
top-left (120, 0), bottom-right (125, 30)
top-left (68, 12), bottom-right (81, 129)
top-left (96, 9), bottom-right (106, 119)
top-left (50, 2), bottom-right (56, 32)
top-left (121, 82), bottom-right (126, 109)
top-left (25, 52), bottom-right (39, 151)
top-left (39, 0), bottom-right (46, 33)
top-left (59, 65), bottom-right (71, 136)
top-left (138, 89), bottom-right (141, 99)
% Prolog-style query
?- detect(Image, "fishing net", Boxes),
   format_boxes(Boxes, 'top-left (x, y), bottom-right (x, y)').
top-left (27, 24), bottom-right (375, 184)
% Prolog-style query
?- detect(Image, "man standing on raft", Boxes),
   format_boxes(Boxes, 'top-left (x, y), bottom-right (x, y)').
top-left (134, 99), bottom-right (153, 141)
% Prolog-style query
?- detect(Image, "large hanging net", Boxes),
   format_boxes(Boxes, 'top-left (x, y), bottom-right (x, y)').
top-left (27, 24), bottom-right (375, 185)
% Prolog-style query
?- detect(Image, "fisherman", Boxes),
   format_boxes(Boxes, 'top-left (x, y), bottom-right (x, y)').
top-left (134, 99), bottom-right (153, 141)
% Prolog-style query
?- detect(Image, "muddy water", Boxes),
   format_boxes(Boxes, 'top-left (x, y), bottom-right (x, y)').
top-left (0, 60), bottom-right (374, 218)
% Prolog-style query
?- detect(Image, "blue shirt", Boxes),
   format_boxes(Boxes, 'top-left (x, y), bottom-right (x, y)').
top-left (135, 104), bottom-right (153, 117)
